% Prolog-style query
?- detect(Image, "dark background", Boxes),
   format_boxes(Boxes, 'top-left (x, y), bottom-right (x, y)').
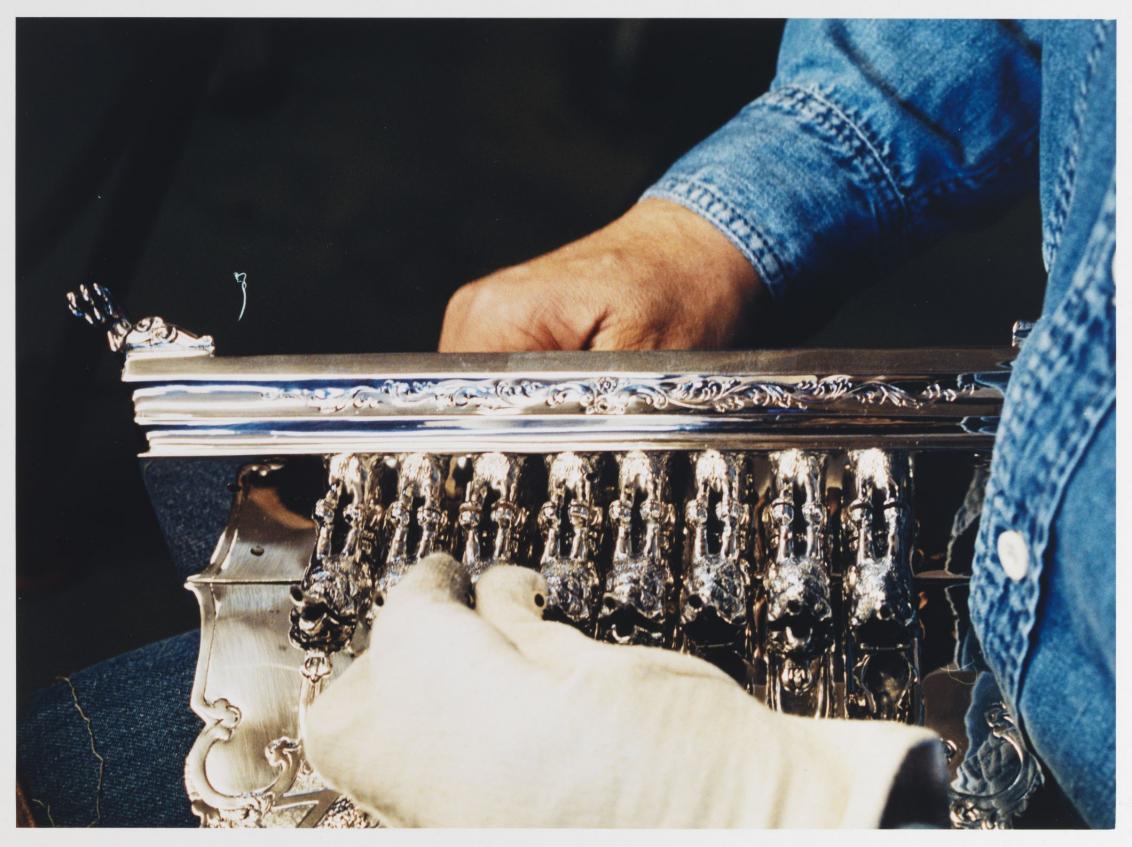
top-left (15, 18), bottom-right (1047, 702)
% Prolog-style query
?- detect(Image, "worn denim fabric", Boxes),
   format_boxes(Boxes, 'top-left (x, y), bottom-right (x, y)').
top-left (17, 631), bottom-right (202, 827)
top-left (646, 19), bottom-right (1115, 827)
top-left (141, 458), bottom-right (249, 582)
top-left (643, 20), bottom-right (1043, 304)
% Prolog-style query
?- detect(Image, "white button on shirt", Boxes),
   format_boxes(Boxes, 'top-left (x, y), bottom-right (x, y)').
top-left (997, 530), bottom-right (1030, 581)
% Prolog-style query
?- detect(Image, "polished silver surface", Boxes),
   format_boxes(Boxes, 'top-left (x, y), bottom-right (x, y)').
top-left (761, 450), bottom-right (835, 717)
top-left (131, 370), bottom-right (998, 419)
top-left (114, 344), bottom-right (1012, 456)
top-left (538, 452), bottom-right (604, 631)
top-left (290, 454), bottom-right (387, 655)
top-left (140, 422), bottom-right (1001, 458)
top-left (949, 701), bottom-right (1045, 829)
top-left (597, 451), bottom-right (677, 647)
top-left (379, 452), bottom-right (449, 599)
top-left (1011, 319), bottom-right (1036, 349)
top-left (843, 449), bottom-right (920, 723)
top-left (457, 452), bottom-right (530, 579)
top-left (122, 346), bottom-right (1015, 379)
top-left (183, 463), bottom-right (359, 827)
top-left (184, 451), bottom-right (1026, 827)
top-left (678, 450), bottom-right (752, 683)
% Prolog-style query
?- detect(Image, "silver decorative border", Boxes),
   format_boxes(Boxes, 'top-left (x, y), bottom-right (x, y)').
top-left (276, 374), bottom-right (981, 416)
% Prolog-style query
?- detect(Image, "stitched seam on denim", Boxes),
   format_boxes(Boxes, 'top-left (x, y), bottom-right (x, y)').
top-left (973, 284), bottom-right (1113, 702)
top-left (978, 205), bottom-right (1113, 528)
top-left (642, 177), bottom-right (788, 299)
top-left (763, 85), bottom-right (906, 236)
top-left (1013, 391), bottom-right (1116, 732)
top-left (968, 292), bottom-right (1109, 693)
top-left (1043, 21), bottom-right (1109, 269)
top-left (997, 181), bottom-right (1115, 541)
top-left (970, 180), bottom-right (1115, 705)
top-left (774, 68), bottom-right (1041, 232)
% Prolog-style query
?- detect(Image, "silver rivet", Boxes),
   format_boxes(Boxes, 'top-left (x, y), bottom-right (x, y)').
top-left (996, 531), bottom-right (1030, 581)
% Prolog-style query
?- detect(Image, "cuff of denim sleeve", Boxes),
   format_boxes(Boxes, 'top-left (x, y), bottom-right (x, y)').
top-left (642, 175), bottom-right (789, 302)
top-left (640, 86), bottom-right (906, 305)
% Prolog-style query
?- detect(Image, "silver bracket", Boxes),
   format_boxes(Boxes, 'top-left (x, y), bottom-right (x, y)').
top-left (66, 283), bottom-right (215, 359)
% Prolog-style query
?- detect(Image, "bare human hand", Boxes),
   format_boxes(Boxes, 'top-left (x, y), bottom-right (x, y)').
top-left (438, 198), bottom-right (766, 352)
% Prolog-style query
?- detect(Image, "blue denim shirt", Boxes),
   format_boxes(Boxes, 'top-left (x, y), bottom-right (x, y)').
top-left (644, 20), bottom-right (1115, 827)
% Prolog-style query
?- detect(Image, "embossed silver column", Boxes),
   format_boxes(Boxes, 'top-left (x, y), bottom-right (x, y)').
top-left (377, 453), bottom-right (450, 601)
top-left (538, 452), bottom-right (604, 632)
top-left (761, 450), bottom-right (835, 717)
top-left (457, 452), bottom-right (529, 580)
top-left (679, 450), bottom-right (752, 685)
top-left (290, 453), bottom-right (388, 656)
top-left (598, 451), bottom-right (676, 647)
top-left (843, 449), bottom-right (920, 723)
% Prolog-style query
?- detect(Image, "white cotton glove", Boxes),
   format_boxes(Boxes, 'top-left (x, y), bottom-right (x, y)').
top-left (303, 553), bottom-right (947, 828)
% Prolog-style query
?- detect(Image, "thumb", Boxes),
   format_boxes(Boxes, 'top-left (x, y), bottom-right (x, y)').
top-left (472, 563), bottom-right (547, 624)
top-left (473, 564), bottom-right (598, 662)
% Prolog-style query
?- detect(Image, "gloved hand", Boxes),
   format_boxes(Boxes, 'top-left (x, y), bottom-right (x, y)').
top-left (303, 553), bottom-right (947, 827)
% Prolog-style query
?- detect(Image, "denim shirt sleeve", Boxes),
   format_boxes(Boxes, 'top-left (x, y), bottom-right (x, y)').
top-left (641, 20), bottom-right (1041, 303)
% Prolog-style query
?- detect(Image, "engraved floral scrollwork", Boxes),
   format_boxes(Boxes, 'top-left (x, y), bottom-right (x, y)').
top-left (184, 697), bottom-right (305, 827)
top-left (271, 372), bottom-right (984, 418)
top-left (316, 796), bottom-right (380, 828)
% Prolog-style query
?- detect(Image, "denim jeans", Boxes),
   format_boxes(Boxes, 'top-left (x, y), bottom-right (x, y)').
top-left (17, 632), bottom-right (202, 827)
